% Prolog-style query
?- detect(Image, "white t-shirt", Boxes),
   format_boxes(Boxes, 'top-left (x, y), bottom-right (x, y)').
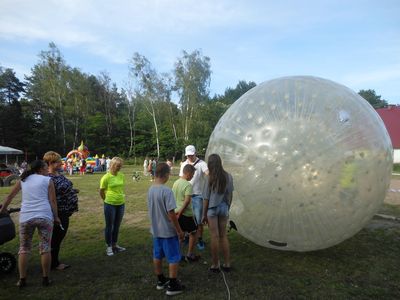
top-left (179, 158), bottom-right (208, 195)
top-left (20, 174), bottom-right (53, 223)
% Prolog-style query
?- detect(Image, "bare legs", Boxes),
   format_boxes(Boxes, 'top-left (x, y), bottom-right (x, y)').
top-left (187, 232), bottom-right (197, 256)
top-left (154, 259), bottom-right (178, 278)
top-left (41, 252), bottom-right (51, 277)
top-left (207, 215), bottom-right (230, 268)
top-left (18, 253), bottom-right (29, 279)
top-left (18, 252), bottom-right (51, 279)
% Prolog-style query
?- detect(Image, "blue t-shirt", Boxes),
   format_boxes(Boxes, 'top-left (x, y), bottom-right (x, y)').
top-left (147, 184), bottom-right (177, 238)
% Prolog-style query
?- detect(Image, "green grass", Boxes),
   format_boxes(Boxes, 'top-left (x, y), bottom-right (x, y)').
top-left (1, 167), bottom-right (400, 299)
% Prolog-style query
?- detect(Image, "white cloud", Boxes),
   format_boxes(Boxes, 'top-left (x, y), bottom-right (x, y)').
top-left (0, 0), bottom-right (345, 64)
top-left (1, 0), bottom-right (399, 104)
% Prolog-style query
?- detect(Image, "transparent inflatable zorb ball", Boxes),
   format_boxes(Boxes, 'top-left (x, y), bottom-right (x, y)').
top-left (206, 76), bottom-right (393, 252)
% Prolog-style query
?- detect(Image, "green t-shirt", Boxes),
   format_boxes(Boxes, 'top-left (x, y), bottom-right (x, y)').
top-left (172, 178), bottom-right (193, 217)
top-left (100, 172), bottom-right (125, 205)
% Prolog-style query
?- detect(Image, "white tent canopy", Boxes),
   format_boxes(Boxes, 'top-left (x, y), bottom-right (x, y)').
top-left (0, 146), bottom-right (23, 164)
top-left (0, 146), bottom-right (23, 155)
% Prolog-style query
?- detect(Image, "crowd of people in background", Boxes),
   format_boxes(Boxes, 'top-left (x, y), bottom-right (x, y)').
top-left (0, 145), bottom-right (234, 297)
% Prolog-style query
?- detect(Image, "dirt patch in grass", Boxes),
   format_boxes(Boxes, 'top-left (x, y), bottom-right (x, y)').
top-left (124, 211), bottom-right (149, 229)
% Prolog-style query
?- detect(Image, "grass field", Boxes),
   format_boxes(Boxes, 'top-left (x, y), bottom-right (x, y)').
top-left (1, 166), bottom-right (400, 299)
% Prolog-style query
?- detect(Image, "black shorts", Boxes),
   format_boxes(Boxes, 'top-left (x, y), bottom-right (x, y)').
top-left (178, 215), bottom-right (198, 233)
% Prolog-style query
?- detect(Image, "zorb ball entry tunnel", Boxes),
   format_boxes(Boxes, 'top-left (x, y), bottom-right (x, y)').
top-left (206, 76), bottom-right (393, 252)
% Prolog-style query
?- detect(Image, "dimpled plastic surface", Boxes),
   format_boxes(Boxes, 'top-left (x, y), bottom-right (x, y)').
top-left (206, 76), bottom-right (393, 251)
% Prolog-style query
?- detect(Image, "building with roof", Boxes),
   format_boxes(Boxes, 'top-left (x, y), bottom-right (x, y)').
top-left (376, 105), bottom-right (400, 163)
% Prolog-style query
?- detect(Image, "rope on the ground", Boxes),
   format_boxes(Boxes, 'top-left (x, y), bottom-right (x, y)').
top-left (220, 268), bottom-right (231, 300)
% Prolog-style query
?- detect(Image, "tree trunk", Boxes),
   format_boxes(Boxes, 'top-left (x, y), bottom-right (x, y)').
top-left (127, 100), bottom-right (136, 157)
top-left (58, 94), bottom-right (66, 153)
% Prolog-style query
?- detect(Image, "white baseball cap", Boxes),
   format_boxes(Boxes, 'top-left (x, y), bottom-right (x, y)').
top-left (185, 145), bottom-right (196, 156)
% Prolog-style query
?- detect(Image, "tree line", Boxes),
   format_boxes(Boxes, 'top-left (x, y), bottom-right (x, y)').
top-left (0, 42), bottom-right (389, 162)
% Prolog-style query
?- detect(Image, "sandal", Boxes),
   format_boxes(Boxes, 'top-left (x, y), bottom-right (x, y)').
top-left (208, 266), bottom-right (220, 273)
top-left (221, 265), bottom-right (231, 272)
top-left (16, 278), bottom-right (27, 288)
top-left (55, 263), bottom-right (71, 270)
top-left (42, 277), bottom-right (52, 287)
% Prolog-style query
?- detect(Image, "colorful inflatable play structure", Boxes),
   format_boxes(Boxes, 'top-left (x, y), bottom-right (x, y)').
top-left (63, 141), bottom-right (102, 173)
top-left (66, 141), bottom-right (90, 160)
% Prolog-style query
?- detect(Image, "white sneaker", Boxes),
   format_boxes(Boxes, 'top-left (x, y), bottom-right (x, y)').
top-left (113, 245), bottom-right (126, 253)
top-left (106, 246), bottom-right (114, 256)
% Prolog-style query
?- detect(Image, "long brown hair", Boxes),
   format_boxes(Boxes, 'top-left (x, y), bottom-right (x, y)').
top-left (207, 154), bottom-right (227, 194)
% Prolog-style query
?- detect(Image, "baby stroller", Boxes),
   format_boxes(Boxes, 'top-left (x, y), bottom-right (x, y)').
top-left (0, 206), bottom-right (20, 273)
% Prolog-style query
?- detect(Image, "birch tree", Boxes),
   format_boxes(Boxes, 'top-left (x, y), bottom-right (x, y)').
top-left (25, 42), bottom-right (69, 153)
top-left (174, 50), bottom-right (211, 142)
top-left (129, 53), bottom-right (170, 159)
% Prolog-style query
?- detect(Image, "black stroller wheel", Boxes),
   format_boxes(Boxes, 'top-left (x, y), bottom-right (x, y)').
top-left (0, 252), bottom-right (17, 273)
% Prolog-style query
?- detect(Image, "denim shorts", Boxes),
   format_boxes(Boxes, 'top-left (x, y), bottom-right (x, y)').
top-left (207, 201), bottom-right (229, 218)
top-left (191, 194), bottom-right (203, 224)
top-left (153, 236), bottom-right (181, 264)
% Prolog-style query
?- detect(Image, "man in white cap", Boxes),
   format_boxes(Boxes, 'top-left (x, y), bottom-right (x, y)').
top-left (179, 145), bottom-right (209, 250)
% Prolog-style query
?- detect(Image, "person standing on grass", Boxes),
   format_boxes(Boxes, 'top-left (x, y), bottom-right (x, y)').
top-left (43, 151), bottom-right (79, 271)
top-left (106, 157), bottom-right (111, 171)
top-left (143, 157), bottom-right (149, 176)
top-left (172, 164), bottom-right (200, 262)
top-left (151, 158), bottom-right (157, 181)
top-left (100, 155), bottom-right (106, 172)
top-left (202, 154), bottom-right (234, 273)
top-left (166, 158), bottom-right (173, 173)
top-left (0, 160), bottom-right (60, 287)
top-left (79, 158), bottom-right (86, 175)
top-left (99, 157), bottom-right (126, 256)
top-left (147, 163), bottom-right (185, 296)
top-left (179, 145), bottom-right (209, 250)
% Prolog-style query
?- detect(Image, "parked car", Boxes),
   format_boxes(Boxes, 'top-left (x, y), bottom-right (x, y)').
top-left (0, 164), bottom-right (20, 187)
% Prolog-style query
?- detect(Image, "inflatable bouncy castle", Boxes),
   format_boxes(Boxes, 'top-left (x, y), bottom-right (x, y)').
top-left (66, 141), bottom-right (90, 160)
top-left (63, 141), bottom-right (100, 173)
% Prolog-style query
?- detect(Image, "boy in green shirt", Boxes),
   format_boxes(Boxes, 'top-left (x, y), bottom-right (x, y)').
top-left (172, 164), bottom-right (199, 262)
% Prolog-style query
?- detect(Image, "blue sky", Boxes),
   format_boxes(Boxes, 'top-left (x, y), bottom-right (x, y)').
top-left (1, 0), bottom-right (399, 104)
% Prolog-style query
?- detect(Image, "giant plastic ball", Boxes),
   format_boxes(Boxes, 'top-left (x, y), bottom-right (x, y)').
top-left (206, 76), bottom-right (393, 251)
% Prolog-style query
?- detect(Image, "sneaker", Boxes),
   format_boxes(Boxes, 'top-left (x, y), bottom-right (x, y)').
top-left (166, 280), bottom-right (185, 296)
top-left (196, 240), bottom-right (205, 251)
top-left (106, 246), bottom-right (114, 256)
top-left (113, 245), bottom-right (126, 253)
top-left (156, 278), bottom-right (169, 290)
